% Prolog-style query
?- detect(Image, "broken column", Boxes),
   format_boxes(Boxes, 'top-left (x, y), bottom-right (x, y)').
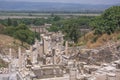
top-left (65, 41), bottom-right (68, 55)
top-left (30, 46), bottom-right (34, 65)
top-left (41, 34), bottom-right (45, 55)
top-left (116, 69), bottom-right (120, 80)
top-left (9, 48), bottom-right (12, 73)
top-left (39, 42), bottom-right (44, 58)
top-left (116, 63), bottom-right (120, 69)
top-left (69, 68), bottom-right (77, 80)
top-left (22, 52), bottom-right (25, 68)
top-left (107, 73), bottom-right (116, 80)
top-left (9, 48), bottom-right (12, 60)
top-left (54, 48), bottom-right (60, 64)
top-left (18, 47), bottom-right (22, 69)
top-left (52, 48), bottom-right (55, 65)
top-left (44, 37), bottom-right (50, 54)
top-left (32, 50), bottom-right (38, 64)
top-left (95, 74), bottom-right (107, 80)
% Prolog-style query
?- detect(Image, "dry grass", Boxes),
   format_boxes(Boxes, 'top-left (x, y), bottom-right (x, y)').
top-left (79, 31), bottom-right (120, 49)
top-left (0, 34), bottom-right (30, 56)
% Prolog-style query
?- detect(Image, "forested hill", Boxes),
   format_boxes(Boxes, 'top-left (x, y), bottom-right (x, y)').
top-left (79, 6), bottom-right (120, 48)
top-left (0, 1), bottom-right (117, 12)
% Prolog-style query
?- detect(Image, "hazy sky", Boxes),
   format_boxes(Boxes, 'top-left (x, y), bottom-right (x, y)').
top-left (2, 0), bottom-right (120, 4)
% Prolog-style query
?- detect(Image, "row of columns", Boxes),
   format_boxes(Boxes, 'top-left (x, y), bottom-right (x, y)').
top-left (9, 47), bottom-right (26, 71)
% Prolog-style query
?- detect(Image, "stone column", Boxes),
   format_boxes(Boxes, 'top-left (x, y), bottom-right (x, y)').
top-left (52, 49), bottom-right (55, 65)
top-left (60, 54), bottom-right (63, 64)
top-left (9, 63), bottom-right (11, 73)
top-left (44, 38), bottom-right (49, 55)
top-left (107, 73), bottom-right (116, 80)
top-left (41, 34), bottom-right (45, 54)
top-left (39, 44), bottom-right (43, 57)
top-left (18, 47), bottom-right (22, 69)
top-left (116, 63), bottom-right (120, 69)
top-left (30, 46), bottom-right (33, 64)
top-left (9, 48), bottom-right (12, 60)
top-left (69, 68), bottom-right (77, 80)
top-left (22, 53), bottom-right (25, 68)
top-left (116, 69), bottom-right (120, 80)
top-left (32, 51), bottom-right (38, 64)
top-left (9, 48), bottom-right (12, 73)
top-left (41, 35), bottom-right (45, 53)
top-left (42, 36), bottom-right (46, 64)
top-left (65, 41), bottom-right (68, 55)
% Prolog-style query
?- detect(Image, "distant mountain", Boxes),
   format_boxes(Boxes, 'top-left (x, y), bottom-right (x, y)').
top-left (0, 1), bottom-right (118, 12)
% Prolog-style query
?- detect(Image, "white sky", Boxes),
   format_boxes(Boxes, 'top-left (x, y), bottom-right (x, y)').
top-left (2, 0), bottom-right (120, 4)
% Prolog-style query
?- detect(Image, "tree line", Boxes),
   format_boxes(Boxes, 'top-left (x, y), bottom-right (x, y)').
top-left (90, 6), bottom-right (120, 35)
top-left (0, 24), bottom-right (40, 46)
top-left (47, 16), bottom-right (93, 43)
top-left (0, 15), bottom-right (61, 45)
top-left (0, 15), bottom-right (61, 27)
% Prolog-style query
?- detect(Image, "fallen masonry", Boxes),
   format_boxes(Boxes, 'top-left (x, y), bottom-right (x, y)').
top-left (1, 30), bottom-right (120, 80)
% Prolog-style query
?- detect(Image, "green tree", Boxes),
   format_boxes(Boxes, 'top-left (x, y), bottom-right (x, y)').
top-left (90, 6), bottom-right (120, 35)
top-left (12, 20), bottom-right (18, 27)
top-left (14, 29), bottom-right (34, 45)
top-left (53, 16), bottom-right (61, 21)
top-left (47, 26), bottom-right (59, 32)
top-left (16, 24), bottom-right (29, 30)
top-left (65, 23), bottom-right (81, 43)
top-left (4, 24), bottom-right (36, 45)
top-left (7, 18), bottom-right (12, 26)
top-left (14, 30), bottom-right (28, 45)
top-left (4, 27), bottom-right (16, 36)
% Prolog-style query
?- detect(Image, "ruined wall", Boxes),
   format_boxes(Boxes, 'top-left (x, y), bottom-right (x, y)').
top-left (73, 42), bottom-right (120, 65)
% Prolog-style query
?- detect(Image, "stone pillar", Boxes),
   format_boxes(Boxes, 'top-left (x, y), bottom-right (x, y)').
top-left (69, 68), bottom-right (77, 80)
top-left (116, 63), bottom-right (120, 69)
top-left (22, 53), bottom-right (25, 68)
top-left (59, 54), bottom-right (62, 63)
top-left (80, 63), bottom-right (84, 74)
top-left (18, 47), bottom-right (22, 69)
top-left (65, 41), bottom-right (68, 55)
top-left (53, 48), bottom-right (57, 77)
top-left (44, 38), bottom-right (49, 55)
top-left (54, 56), bottom-right (57, 65)
top-left (39, 44), bottom-right (43, 57)
top-left (30, 46), bottom-right (33, 65)
top-left (42, 37), bottom-right (45, 55)
top-left (9, 48), bottom-right (12, 72)
top-left (52, 49), bottom-right (55, 65)
top-left (9, 48), bottom-right (12, 60)
top-left (107, 73), bottom-right (116, 80)
top-left (32, 51), bottom-right (38, 64)
top-left (95, 74), bottom-right (107, 80)
top-left (116, 69), bottom-right (120, 80)
top-left (41, 34), bottom-right (45, 54)
top-left (9, 63), bottom-right (11, 73)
